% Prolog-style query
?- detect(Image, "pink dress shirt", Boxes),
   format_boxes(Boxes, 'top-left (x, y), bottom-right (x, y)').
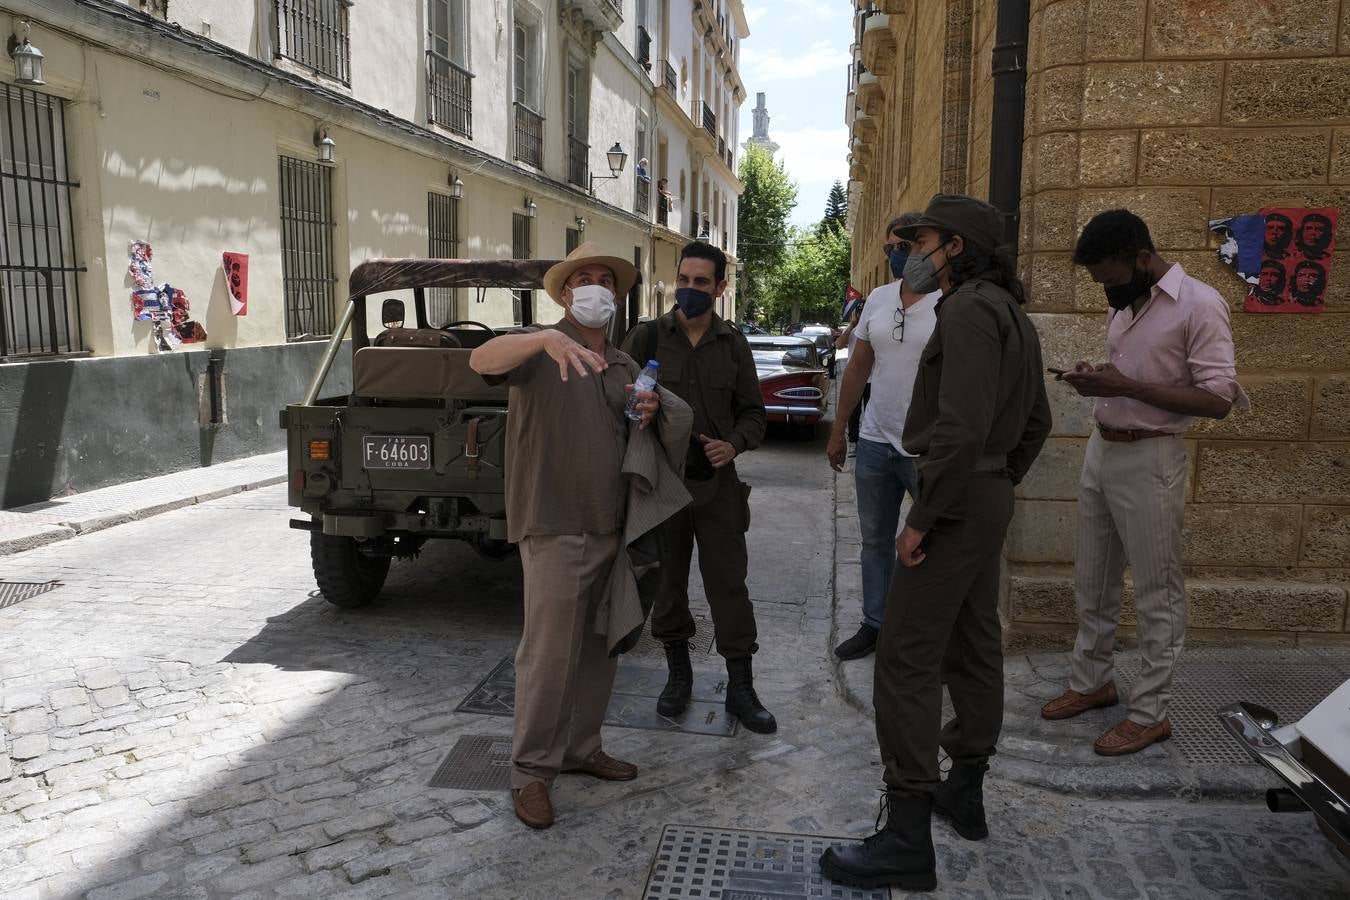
top-left (1095, 263), bottom-right (1250, 433)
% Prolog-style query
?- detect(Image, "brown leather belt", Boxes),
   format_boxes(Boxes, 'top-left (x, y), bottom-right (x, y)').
top-left (1098, 424), bottom-right (1174, 443)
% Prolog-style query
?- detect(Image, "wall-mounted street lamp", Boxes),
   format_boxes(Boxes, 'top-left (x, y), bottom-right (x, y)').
top-left (448, 171), bottom-right (464, 199)
top-left (314, 127), bottom-right (336, 165)
top-left (8, 22), bottom-right (44, 86)
top-left (589, 142), bottom-right (629, 195)
top-left (523, 195), bottom-right (537, 218)
top-left (574, 215), bottom-right (587, 233)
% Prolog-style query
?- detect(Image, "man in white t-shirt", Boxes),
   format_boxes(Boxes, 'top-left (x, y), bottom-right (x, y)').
top-left (826, 212), bottom-right (941, 660)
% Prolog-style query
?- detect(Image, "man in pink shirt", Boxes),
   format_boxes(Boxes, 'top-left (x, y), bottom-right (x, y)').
top-left (1041, 210), bottom-right (1249, 756)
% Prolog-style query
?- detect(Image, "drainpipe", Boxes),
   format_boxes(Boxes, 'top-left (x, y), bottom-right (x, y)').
top-left (989, 0), bottom-right (1030, 252)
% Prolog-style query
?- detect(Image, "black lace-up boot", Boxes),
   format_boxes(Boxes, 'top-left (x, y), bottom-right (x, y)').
top-left (819, 791), bottom-right (937, 891)
top-left (656, 640), bottom-right (693, 717)
top-left (934, 762), bottom-right (989, 840)
top-left (724, 656), bottom-right (776, 734)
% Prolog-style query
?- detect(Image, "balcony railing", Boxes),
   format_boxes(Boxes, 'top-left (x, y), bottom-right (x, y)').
top-left (701, 102), bottom-right (716, 140)
top-left (657, 191), bottom-right (670, 226)
top-left (718, 135), bottom-right (726, 159)
top-left (568, 134), bottom-right (589, 188)
top-left (637, 26), bottom-right (652, 69)
top-left (688, 209), bottom-right (700, 238)
top-left (428, 51), bottom-right (472, 138)
top-left (726, 147), bottom-right (734, 170)
top-left (636, 177), bottom-right (650, 216)
top-left (664, 60), bottom-right (678, 94)
top-left (698, 214), bottom-right (711, 240)
top-left (514, 103), bottom-right (544, 168)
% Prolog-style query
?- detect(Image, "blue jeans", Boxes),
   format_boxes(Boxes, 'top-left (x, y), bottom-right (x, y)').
top-left (854, 437), bottom-right (918, 629)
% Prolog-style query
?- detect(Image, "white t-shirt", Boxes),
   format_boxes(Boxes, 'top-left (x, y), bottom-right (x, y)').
top-left (853, 280), bottom-right (940, 455)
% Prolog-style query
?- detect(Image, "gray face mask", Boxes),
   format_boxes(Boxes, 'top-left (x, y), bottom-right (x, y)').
top-left (902, 246), bottom-right (947, 294)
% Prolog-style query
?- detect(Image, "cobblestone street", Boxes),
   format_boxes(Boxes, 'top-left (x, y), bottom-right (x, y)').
top-left (2, 434), bottom-right (1348, 899)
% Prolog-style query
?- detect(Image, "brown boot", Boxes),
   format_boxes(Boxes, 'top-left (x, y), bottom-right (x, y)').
top-left (1040, 682), bottom-right (1119, 720)
top-left (563, 749), bottom-right (638, 781)
top-left (511, 781), bottom-right (554, 829)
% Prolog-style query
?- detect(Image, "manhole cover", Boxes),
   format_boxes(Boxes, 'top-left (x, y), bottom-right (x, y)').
top-left (428, 734), bottom-right (512, 790)
top-left (643, 825), bottom-right (887, 899)
top-left (1116, 647), bottom-right (1350, 766)
top-left (0, 581), bottom-right (60, 610)
top-left (457, 657), bottom-right (739, 737)
top-left (629, 615), bottom-right (717, 658)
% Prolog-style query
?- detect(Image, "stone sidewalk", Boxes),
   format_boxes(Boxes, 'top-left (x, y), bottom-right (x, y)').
top-left (830, 463), bottom-right (1350, 800)
top-left (0, 453), bottom-right (286, 556)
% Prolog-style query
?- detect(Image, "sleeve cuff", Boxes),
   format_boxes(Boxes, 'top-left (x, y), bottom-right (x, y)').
top-left (728, 434), bottom-right (747, 454)
top-left (905, 505), bottom-right (938, 533)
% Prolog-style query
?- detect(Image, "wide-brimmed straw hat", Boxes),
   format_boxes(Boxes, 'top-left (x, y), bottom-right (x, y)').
top-left (542, 241), bottom-right (638, 304)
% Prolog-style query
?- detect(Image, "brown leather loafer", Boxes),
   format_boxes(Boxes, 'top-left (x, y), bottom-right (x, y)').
top-left (1093, 718), bottom-right (1172, 756)
top-left (1040, 682), bottom-right (1119, 720)
top-left (511, 781), bottom-right (554, 829)
top-left (563, 749), bottom-right (638, 781)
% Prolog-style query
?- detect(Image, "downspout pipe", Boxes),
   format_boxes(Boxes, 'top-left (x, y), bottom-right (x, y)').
top-left (989, 0), bottom-right (1031, 252)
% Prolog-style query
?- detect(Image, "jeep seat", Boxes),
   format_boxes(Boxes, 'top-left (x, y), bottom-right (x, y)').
top-left (351, 346), bottom-right (507, 404)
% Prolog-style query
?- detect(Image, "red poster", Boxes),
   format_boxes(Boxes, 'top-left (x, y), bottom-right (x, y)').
top-left (1245, 207), bottom-right (1336, 314)
top-left (223, 251), bottom-right (249, 316)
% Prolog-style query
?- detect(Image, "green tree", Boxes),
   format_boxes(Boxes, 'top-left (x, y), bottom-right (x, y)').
top-left (761, 224), bottom-right (852, 328)
top-left (736, 145), bottom-right (797, 321)
top-left (819, 180), bottom-right (848, 236)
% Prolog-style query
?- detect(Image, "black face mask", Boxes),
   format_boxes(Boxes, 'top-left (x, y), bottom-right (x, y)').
top-left (1104, 267), bottom-right (1155, 312)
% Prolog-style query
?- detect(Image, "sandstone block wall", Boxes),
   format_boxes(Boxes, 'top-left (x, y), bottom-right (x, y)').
top-left (1013, 0), bottom-right (1350, 647)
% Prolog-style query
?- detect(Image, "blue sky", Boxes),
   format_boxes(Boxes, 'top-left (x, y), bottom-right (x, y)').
top-left (740, 1), bottom-right (852, 229)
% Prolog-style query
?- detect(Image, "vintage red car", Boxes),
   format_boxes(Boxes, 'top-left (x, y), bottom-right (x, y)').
top-left (747, 334), bottom-right (831, 428)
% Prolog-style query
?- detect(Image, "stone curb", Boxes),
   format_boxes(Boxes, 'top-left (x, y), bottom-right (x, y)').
top-left (0, 471), bottom-right (286, 557)
top-left (827, 459), bottom-right (1274, 801)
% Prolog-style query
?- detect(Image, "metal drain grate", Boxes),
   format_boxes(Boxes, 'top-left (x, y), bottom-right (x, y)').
top-left (428, 734), bottom-right (513, 790)
top-left (457, 657), bottom-right (739, 737)
top-left (644, 825), bottom-right (887, 900)
top-left (0, 581), bottom-right (60, 610)
top-left (1116, 647), bottom-right (1350, 766)
top-left (629, 615), bottom-right (717, 658)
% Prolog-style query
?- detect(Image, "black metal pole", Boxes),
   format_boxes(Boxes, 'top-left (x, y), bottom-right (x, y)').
top-left (989, 0), bottom-right (1030, 252)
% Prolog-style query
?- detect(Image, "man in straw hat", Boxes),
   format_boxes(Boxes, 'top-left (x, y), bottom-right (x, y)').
top-left (470, 242), bottom-right (665, 830)
top-left (820, 196), bottom-right (1051, 892)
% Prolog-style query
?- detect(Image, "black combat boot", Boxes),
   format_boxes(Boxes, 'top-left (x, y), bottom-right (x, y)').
top-left (657, 640), bottom-right (693, 717)
top-left (724, 656), bottom-right (776, 734)
top-left (933, 761), bottom-right (989, 840)
top-left (819, 791), bottom-right (937, 891)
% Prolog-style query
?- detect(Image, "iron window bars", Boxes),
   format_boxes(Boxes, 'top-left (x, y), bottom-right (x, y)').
top-left (427, 192), bottom-right (461, 325)
top-left (275, 0), bottom-right (353, 85)
top-left (278, 156), bottom-right (336, 340)
top-left (0, 84), bottom-right (84, 358)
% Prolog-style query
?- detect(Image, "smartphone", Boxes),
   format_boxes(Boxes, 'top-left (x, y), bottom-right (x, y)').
top-left (1047, 367), bottom-right (1067, 376)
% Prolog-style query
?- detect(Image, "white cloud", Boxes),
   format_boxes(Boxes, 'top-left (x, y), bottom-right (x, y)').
top-left (774, 124), bottom-right (849, 190)
top-left (740, 39), bottom-right (850, 82)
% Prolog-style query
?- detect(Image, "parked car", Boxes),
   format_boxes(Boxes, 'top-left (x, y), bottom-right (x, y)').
top-left (795, 326), bottom-right (838, 377)
top-left (746, 334), bottom-right (830, 429)
top-left (732, 321), bottom-right (769, 335)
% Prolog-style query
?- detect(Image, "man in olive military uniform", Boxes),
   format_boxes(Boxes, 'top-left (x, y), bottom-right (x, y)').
top-left (821, 196), bottom-right (1052, 892)
top-left (621, 241), bottom-right (774, 733)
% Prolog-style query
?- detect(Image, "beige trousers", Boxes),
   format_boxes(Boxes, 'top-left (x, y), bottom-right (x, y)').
top-left (512, 531), bottom-right (622, 790)
top-left (1069, 431), bottom-right (1188, 726)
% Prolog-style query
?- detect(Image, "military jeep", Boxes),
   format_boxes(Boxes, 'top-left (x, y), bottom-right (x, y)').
top-left (282, 258), bottom-right (555, 608)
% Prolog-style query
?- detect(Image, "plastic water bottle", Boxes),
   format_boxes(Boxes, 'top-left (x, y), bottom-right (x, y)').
top-left (625, 360), bottom-right (660, 421)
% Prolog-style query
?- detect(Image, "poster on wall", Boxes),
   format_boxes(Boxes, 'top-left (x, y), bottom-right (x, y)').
top-left (1246, 207), bottom-right (1336, 313)
top-left (223, 251), bottom-right (248, 316)
top-left (128, 240), bottom-right (208, 349)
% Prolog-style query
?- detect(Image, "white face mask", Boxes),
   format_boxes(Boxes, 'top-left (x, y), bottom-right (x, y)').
top-left (568, 283), bottom-right (617, 328)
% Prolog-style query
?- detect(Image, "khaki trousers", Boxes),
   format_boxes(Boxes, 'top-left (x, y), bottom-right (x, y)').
top-left (512, 531), bottom-right (622, 790)
top-left (1069, 430), bottom-right (1188, 726)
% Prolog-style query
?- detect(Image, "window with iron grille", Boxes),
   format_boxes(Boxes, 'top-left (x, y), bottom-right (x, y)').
top-left (278, 156), bottom-right (336, 340)
top-left (0, 85), bottom-right (84, 359)
top-left (275, 0), bottom-right (352, 84)
top-left (429, 0), bottom-right (472, 137)
top-left (512, 212), bottom-right (531, 326)
top-left (428, 192), bottom-right (461, 326)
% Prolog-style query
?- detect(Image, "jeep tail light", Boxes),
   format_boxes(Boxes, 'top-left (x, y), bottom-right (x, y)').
top-left (307, 439), bottom-right (331, 460)
top-left (291, 469), bottom-right (306, 491)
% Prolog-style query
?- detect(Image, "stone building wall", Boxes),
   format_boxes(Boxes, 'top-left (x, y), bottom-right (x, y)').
top-left (848, 0), bottom-right (1350, 647)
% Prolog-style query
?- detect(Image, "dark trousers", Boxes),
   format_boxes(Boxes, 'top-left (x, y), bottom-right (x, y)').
top-left (873, 474), bottom-right (1014, 796)
top-left (847, 382), bottom-right (871, 444)
top-left (651, 469), bottom-right (758, 658)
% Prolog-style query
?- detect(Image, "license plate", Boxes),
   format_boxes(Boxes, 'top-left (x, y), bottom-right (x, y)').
top-left (362, 435), bottom-right (431, 470)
